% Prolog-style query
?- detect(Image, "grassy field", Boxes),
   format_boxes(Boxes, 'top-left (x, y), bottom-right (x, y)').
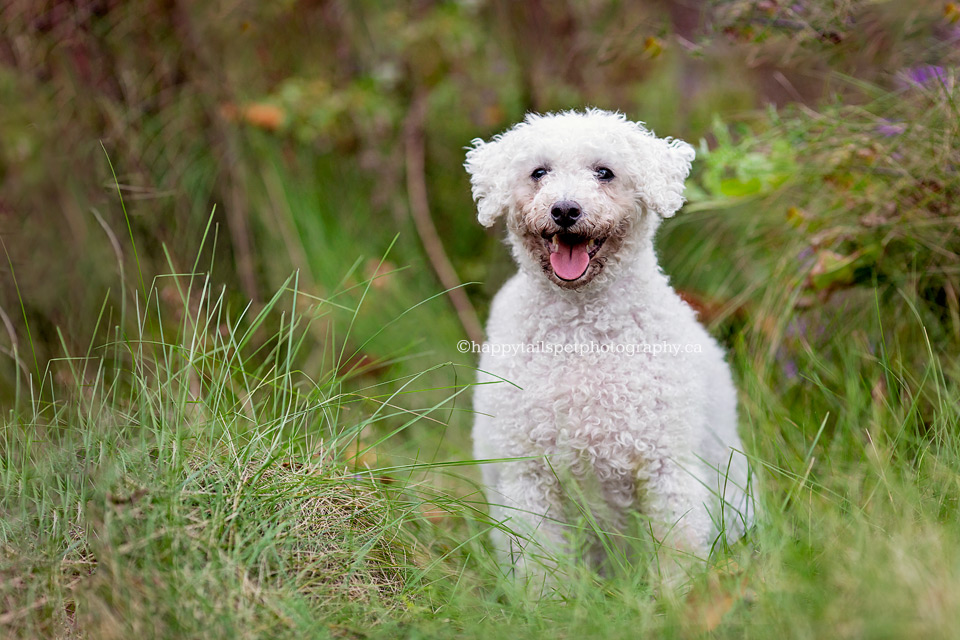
top-left (4, 138), bottom-right (960, 637)
top-left (3, 2), bottom-right (960, 638)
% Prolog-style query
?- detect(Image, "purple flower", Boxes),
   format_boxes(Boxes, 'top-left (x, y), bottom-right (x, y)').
top-left (783, 359), bottom-right (799, 380)
top-left (875, 121), bottom-right (905, 137)
top-left (902, 65), bottom-right (949, 87)
top-left (785, 317), bottom-right (810, 339)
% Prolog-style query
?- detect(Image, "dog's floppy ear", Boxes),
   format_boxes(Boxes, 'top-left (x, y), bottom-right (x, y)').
top-left (628, 123), bottom-right (695, 218)
top-left (464, 137), bottom-right (507, 227)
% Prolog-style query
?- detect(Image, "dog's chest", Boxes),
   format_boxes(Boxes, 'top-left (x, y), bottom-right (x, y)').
top-left (481, 304), bottom-right (679, 464)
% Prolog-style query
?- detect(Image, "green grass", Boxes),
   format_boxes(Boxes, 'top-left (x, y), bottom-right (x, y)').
top-left (5, 64), bottom-right (960, 640)
top-left (6, 116), bottom-right (960, 637)
top-left (5, 109), bottom-right (960, 637)
top-left (3, 220), bottom-right (960, 638)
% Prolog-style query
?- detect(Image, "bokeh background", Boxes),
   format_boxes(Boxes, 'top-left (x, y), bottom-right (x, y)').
top-left (4, 0), bottom-right (957, 396)
top-left (3, 1), bottom-right (960, 637)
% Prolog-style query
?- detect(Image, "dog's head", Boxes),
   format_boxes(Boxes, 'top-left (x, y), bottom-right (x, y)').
top-left (465, 109), bottom-right (694, 289)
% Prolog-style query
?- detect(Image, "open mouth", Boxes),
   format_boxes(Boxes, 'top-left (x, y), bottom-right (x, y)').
top-left (543, 232), bottom-right (606, 281)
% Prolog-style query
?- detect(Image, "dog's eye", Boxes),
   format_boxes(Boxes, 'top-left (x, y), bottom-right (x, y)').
top-left (596, 167), bottom-right (615, 182)
top-left (531, 167), bottom-right (548, 181)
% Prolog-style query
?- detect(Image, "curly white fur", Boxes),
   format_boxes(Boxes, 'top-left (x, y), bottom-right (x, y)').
top-left (465, 109), bottom-right (753, 581)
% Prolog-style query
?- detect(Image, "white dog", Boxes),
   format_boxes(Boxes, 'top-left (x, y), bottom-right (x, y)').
top-left (465, 109), bottom-right (753, 581)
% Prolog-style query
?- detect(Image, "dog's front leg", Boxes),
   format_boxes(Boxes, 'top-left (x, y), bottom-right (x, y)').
top-left (640, 456), bottom-right (712, 587)
top-left (488, 459), bottom-right (569, 585)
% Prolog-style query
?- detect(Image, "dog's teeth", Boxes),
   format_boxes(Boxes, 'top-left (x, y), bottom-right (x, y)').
top-left (587, 238), bottom-right (596, 249)
top-left (551, 234), bottom-right (559, 251)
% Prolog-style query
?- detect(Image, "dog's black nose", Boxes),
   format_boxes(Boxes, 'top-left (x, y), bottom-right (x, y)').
top-left (551, 200), bottom-right (582, 228)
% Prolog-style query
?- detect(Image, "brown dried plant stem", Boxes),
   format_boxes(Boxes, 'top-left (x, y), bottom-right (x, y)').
top-left (403, 91), bottom-right (485, 346)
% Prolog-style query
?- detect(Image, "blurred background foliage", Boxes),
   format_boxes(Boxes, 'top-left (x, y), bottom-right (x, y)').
top-left (1, 0), bottom-right (959, 450)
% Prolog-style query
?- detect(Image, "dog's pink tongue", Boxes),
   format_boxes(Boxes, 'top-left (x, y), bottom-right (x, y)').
top-left (550, 239), bottom-right (590, 281)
